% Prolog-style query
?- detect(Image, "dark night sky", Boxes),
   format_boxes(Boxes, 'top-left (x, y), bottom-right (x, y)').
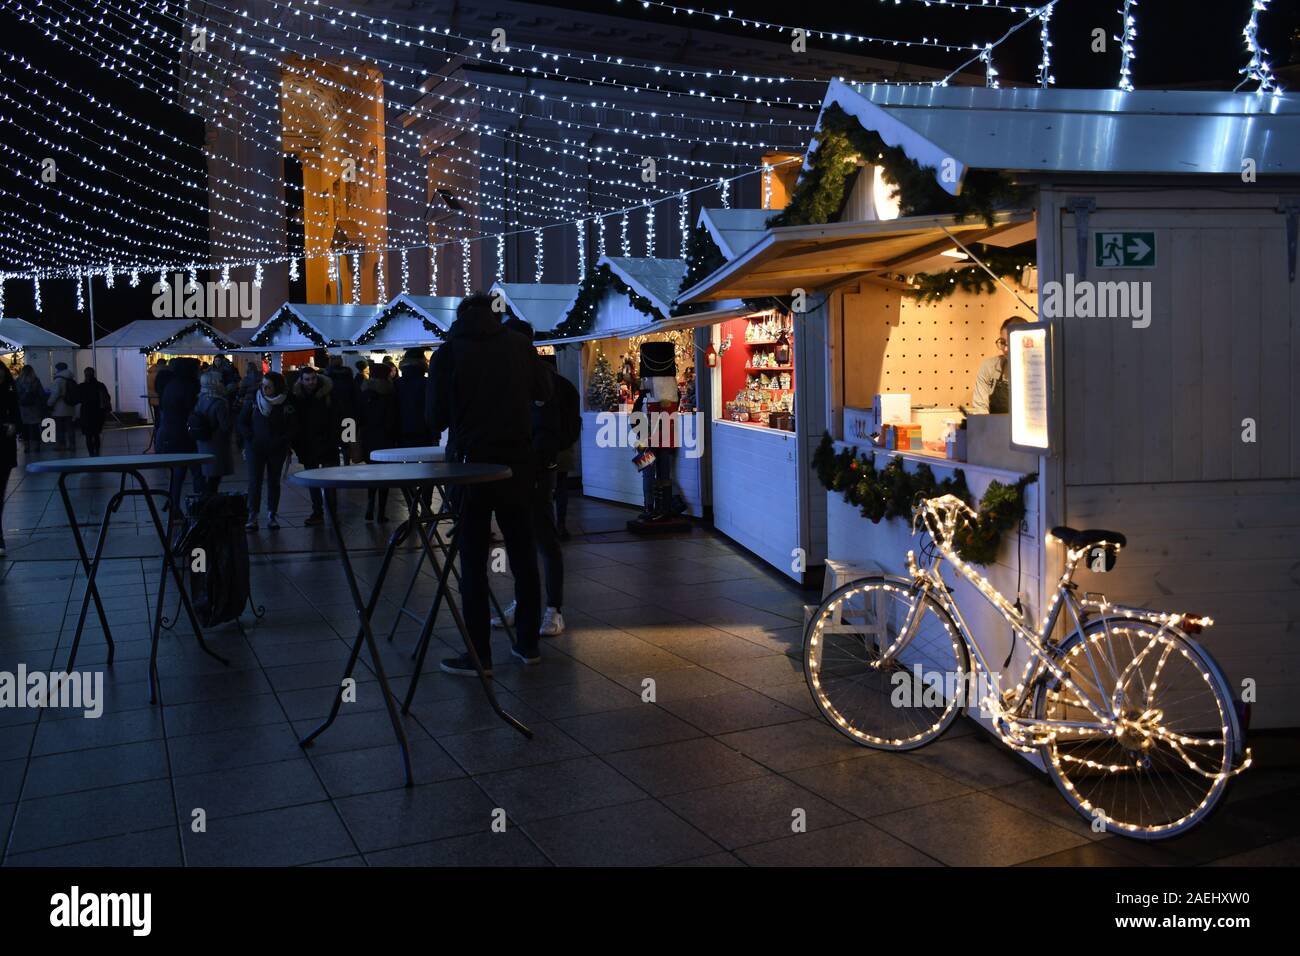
top-left (1, 0), bottom-right (1296, 344)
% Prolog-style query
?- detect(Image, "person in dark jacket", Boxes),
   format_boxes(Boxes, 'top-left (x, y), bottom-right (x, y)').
top-left (289, 366), bottom-right (337, 526)
top-left (157, 357), bottom-right (204, 511)
top-left (429, 293), bottom-right (553, 675)
top-left (75, 367), bottom-right (111, 457)
top-left (239, 370), bottom-right (295, 530)
top-left (490, 319), bottom-right (571, 637)
top-left (232, 363), bottom-right (262, 452)
top-left (357, 362), bottom-right (399, 521)
top-left (194, 369), bottom-right (233, 495)
top-left (395, 347), bottom-right (432, 447)
top-left (324, 356), bottom-right (358, 465)
top-left (0, 362), bottom-right (20, 556)
top-left (15, 365), bottom-right (45, 455)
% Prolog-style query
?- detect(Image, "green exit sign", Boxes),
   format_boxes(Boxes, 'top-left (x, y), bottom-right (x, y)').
top-left (1095, 231), bottom-right (1156, 268)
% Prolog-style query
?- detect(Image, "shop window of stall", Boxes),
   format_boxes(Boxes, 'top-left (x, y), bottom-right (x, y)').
top-left (716, 311), bottom-right (795, 431)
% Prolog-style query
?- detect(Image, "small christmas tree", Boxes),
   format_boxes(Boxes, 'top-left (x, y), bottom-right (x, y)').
top-left (586, 349), bottom-right (620, 411)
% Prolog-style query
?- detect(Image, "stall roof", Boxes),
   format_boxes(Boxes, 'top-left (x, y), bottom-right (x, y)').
top-left (491, 283), bottom-right (580, 334)
top-left (94, 319), bottom-right (242, 354)
top-left (0, 317), bottom-right (79, 350)
top-left (340, 296), bottom-right (448, 349)
top-left (247, 303), bottom-right (379, 348)
top-left (696, 207), bottom-right (782, 259)
top-left (601, 257), bottom-right (688, 318)
top-left (822, 80), bottom-right (1300, 196)
top-left (384, 294), bottom-right (462, 334)
top-left (679, 209), bottom-right (1032, 302)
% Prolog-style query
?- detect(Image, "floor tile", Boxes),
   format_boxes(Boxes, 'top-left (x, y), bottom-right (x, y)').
top-left (182, 802), bottom-right (356, 866)
top-left (523, 799), bottom-right (719, 866)
top-left (603, 737), bottom-right (769, 797)
top-left (662, 774), bottom-right (855, 850)
top-left (474, 756), bottom-right (646, 822)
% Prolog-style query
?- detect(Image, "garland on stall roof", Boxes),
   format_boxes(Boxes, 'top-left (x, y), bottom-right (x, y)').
top-left (549, 262), bottom-right (663, 339)
top-left (144, 321), bottom-right (240, 355)
top-left (673, 226), bottom-right (728, 315)
top-left (904, 241), bottom-right (1036, 302)
top-left (248, 307), bottom-right (329, 348)
top-left (812, 433), bottom-right (1036, 566)
top-left (352, 301), bottom-right (444, 345)
top-left (770, 103), bottom-right (1028, 230)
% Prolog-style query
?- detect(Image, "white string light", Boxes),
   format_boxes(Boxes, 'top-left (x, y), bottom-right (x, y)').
top-left (31, 276), bottom-right (40, 313)
top-left (253, 261), bottom-right (263, 289)
top-left (645, 204), bottom-right (655, 257)
top-left (1116, 1), bottom-right (1137, 92)
top-left (74, 268), bottom-right (85, 311)
top-left (534, 228), bottom-right (544, 282)
top-left (129, 269), bottom-right (139, 287)
top-left (350, 252), bottom-right (361, 304)
top-left (288, 256), bottom-right (299, 283)
top-left (1036, 2), bottom-right (1057, 88)
top-left (597, 215), bottom-right (607, 257)
top-left (429, 249), bottom-right (438, 295)
top-left (979, 43), bottom-right (1000, 89)
top-left (104, 261), bottom-right (114, 289)
top-left (399, 249), bottom-right (409, 294)
top-left (461, 238), bottom-right (471, 294)
top-left (620, 211), bottom-right (631, 257)
top-left (375, 254), bottom-right (386, 303)
top-left (577, 219), bottom-right (587, 280)
top-left (720, 177), bottom-right (730, 208)
top-left (1238, 0), bottom-right (1282, 95)
top-left (679, 195), bottom-right (689, 259)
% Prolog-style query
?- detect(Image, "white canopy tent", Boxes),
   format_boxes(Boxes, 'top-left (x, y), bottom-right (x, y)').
top-left (0, 317), bottom-right (79, 382)
top-left (90, 319), bottom-right (243, 418)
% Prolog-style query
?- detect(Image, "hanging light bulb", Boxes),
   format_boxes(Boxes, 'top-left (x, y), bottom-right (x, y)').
top-left (720, 177), bottom-right (730, 208)
top-left (105, 262), bottom-right (115, 289)
top-left (253, 261), bottom-right (264, 288)
top-left (620, 211), bottom-right (631, 257)
top-left (186, 265), bottom-right (199, 293)
top-left (75, 269), bottom-right (85, 312)
top-left (645, 205), bottom-right (655, 257)
top-left (679, 194), bottom-right (689, 260)
top-left (429, 248), bottom-right (438, 295)
top-left (496, 233), bottom-right (505, 282)
top-left (400, 249), bottom-right (410, 294)
top-left (577, 218), bottom-right (587, 280)
top-left (220, 263), bottom-right (232, 289)
top-left (376, 254), bottom-right (386, 303)
top-left (351, 252), bottom-right (362, 304)
top-left (1116, 1), bottom-right (1137, 92)
top-left (129, 269), bottom-right (140, 288)
top-left (461, 238), bottom-right (471, 294)
top-left (289, 256), bottom-right (299, 283)
top-left (534, 229), bottom-right (544, 282)
top-left (33, 276), bottom-right (41, 313)
top-left (597, 215), bottom-right (607, 257)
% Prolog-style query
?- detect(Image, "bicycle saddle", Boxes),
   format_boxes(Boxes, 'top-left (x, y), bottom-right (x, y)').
top-left (1050, 526), bottom-right (1127, 549)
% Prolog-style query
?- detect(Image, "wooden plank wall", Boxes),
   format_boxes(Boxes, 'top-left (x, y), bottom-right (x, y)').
top-left (1058, 189), bottom-right (1300, 728)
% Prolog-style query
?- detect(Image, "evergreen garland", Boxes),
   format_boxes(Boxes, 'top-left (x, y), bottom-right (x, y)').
top-left (904, 241), bottom-right (1036, 302)
top-left (145, 321), bottom-right (241, 355)
top-left (353, 301), bottom-right (443, 345)
top-left (769, 103), bottom-right (1028, 230)
top-left (673, 226), bottom-right (728, 315)
top-left (248, 306), bottom-right (329, 348)
top-left (550, 263), bottom-right (664, 339)
top-left (812, 432), bottom-right (1035, 566)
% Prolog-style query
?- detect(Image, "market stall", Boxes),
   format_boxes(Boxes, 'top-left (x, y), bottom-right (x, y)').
top-left (691, 79), bottom-right (1300, 729)
top-left (91, 319), bottom-right (244, 420)
top-left (336, 295), bottom-right (446, 365)
top-left (545, 256), bottom-right (705, 517)
top-left (672, 206), bottom-right (831, 584)
top-left (0, 317), bottom-right (79, 382)
top-left (242, 302), bottom-right (379, 370)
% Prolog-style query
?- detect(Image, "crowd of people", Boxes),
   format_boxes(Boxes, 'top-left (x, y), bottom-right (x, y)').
top-left (1, 300), bottom-right (581, 670)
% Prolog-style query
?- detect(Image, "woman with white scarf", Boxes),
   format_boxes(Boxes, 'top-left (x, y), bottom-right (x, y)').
top-left (237, 370), bottom-right (296, 531)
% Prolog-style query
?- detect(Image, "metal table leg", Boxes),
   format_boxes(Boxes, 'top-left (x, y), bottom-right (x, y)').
top-left (56, 472), bottom-right (116, 671)
top-left (400, 486), bottom-right (531, 739)
top-left (135, 470), bottom-right (228, 703)
top-left (298, 489), bottom-right (415, 786)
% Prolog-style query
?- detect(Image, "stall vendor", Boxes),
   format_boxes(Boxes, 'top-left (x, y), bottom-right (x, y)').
top-left (970, 316), bottom-right (1028, 414)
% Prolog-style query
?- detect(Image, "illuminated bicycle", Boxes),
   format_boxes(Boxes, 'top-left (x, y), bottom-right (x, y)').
top-left (804, 494), bottom-right (1250, 840)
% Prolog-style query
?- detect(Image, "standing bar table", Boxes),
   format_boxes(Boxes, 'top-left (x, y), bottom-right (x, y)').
top-left (369, 446), bottom-right (516, 652)
top-left (26, 454), bottom-right (229, 702)
top-left (290, 462), bottom-right (532, 786)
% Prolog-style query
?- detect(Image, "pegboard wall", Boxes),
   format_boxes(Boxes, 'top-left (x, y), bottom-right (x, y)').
top-left (841, 282), bottom-right (1036, 410)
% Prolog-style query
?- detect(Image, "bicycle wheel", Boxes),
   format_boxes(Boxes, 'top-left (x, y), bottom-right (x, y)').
top-left (804, 576), bottom-right (969, 750)
top-left (1033, 617), bottom-right (1243, 840)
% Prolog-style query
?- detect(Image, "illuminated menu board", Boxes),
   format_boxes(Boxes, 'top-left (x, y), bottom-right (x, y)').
top-left (1009, 323), bottom-right (1051, 452)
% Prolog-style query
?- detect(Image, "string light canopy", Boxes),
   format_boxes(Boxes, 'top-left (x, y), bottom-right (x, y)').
top-left (1237, 0), bottom-right (1283, 95)
top-left (1116, 0), bottom-right (1138, 92)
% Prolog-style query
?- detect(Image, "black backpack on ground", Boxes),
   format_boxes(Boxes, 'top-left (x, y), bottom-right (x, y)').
top-left (175, 493), bottom-right (251, 627)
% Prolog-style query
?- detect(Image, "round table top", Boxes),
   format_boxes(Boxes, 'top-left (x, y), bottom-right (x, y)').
top-left (289, 462), bottom-right (511, 489)
top-left (370, 446), bottom-right (446, 464)
top-left (26, 453), bottom-right (214, 475)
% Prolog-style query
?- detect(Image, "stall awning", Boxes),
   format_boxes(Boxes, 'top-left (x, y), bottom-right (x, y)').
top-left (245, 303), bottom-right (380, 350)
top-left (629, 305), bottom-right (755, 338)
top-left (0, 317), bottom-right (79, 351)
top-left (490, 283), bottom-right (580, 334)
top-left (678, 210), bottom-right (1033, 302)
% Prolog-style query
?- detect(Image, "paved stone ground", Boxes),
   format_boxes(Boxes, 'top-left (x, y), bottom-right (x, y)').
top-left (1, 427), bottom-right (1297, 866)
